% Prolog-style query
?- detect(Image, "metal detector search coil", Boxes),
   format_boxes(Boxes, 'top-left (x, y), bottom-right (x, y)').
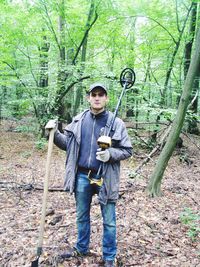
top-left (120, 68), bottom-right (136, 89)
top-left (96, 67), bottom-right (136, 178)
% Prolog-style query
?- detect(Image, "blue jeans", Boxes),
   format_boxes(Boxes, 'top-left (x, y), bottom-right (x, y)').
top-left (74, 171), bottom-right (117, 261)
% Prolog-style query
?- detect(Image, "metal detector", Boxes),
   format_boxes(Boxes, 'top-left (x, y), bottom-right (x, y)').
top-left (95, 68), bottom-right (136, 179)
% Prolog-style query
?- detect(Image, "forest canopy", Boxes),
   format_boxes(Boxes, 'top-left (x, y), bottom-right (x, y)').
top-left (1, 0), bottom-right (199, 135)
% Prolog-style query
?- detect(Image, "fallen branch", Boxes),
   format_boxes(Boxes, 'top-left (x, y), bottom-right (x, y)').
top-left (32, 185), bottom-right (64, 192)
top-left (129, 125), bottom-right (172, 178)
top-left (0, 181), bottom-right (64, 192)
top-left (182, 131), bottom-right (200, 150)
top-left (125, 120), bottom-right (170, 129)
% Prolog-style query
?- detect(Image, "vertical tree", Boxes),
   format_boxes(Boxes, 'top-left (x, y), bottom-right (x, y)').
top-left (39, 33), bottom-right (50, 88)
top-left (184, 2), bottom-right (199, 134)
top-left (72, 0), bottom-right (97, 116)
top-left (148, 27), bottom-right (200, 197)
top-left (161, 1), bottom-right (194, 105)
top-left (46, 0), bottom-right (98, 122)
top-left (56, 0), bottom-right (68, 130)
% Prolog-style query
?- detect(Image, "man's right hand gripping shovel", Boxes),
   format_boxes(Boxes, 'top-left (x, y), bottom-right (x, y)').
top-left (45, 119), bottom-right (58, 132)
top-left (31, 119), bottom-right (57, 267)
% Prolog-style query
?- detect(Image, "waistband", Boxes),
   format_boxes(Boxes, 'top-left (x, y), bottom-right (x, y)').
top-left (77, 167), bottom-right (98, 175)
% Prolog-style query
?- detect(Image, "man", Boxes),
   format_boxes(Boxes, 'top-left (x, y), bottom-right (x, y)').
top-left (49, 82), bottom-right (132, 267)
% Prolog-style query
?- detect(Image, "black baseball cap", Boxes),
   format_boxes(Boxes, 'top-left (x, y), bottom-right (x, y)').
top-left (88, 82), bottom-right (107, 95)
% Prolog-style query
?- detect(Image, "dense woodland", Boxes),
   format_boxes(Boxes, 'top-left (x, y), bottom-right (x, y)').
top-left (1, 1), bottom-right (199, 129)
top-left (0, 0), bottom-right (200, 266)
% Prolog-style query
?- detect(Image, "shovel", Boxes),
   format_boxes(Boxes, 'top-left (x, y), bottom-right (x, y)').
top-left (31, 121), bottom-right (56, 267)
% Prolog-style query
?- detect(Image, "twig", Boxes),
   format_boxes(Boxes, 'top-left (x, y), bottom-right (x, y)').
top-left (0, 182), bottom-right (64, 192)
top-left (182, 131), bottom-right (200, 150)
top-left (130, 125), bottom-right (172, 178)
top-left (32, 185), bottom-right (64, 192)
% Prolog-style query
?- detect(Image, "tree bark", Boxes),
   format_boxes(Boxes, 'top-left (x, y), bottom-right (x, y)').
top-left (161, 3), bottom-right (194, 105)
top-left (73, 0), bottom-right (96, 116)
top-left (184, 3), bottom-right (199, 134)
top-left (147, 27), bottom-right (200, 197)
top-left (39, 33), bottom-right (50, 88)
top-left (56, 0), bottom-right (67, 131)
top-left (184, 3), bottom-right (197, 77)
top-left (52, 0), bottom-right (98, 122)
top-left (187, 67), bottom-right (200, 135)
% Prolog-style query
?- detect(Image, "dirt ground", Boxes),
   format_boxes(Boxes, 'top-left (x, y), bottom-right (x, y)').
top-left (0, 119), bottom-right (200, 267)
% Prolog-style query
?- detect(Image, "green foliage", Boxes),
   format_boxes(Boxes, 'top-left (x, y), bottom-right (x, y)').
top-left (35, 138), bottom-right (47, 150)
top-left (185, 111), bottom-right (200, 124)
top-left (14, 125), bottom-right (33, 133)
top-left (180, 208), bottom-right (200, 241)
top-left (0, 0), bottom-right (198, 133)
top-left (8, 99), bottom-right (31, 118)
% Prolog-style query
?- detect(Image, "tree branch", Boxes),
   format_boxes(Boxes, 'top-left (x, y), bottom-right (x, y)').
top-left (58, 75), bottom-right (91, 101)
top-left (175, 0), bottom-right (181, 32)
top-left (129, 125), bottom-right (172, 178)
top-left (17, 47), bottom-right (39, 87)
top-left (0, 181), bottom-right (64, 192)
top-left (39, 0), bottom-right (61, 52)
top-left (162, 2), bottom-right (194, 99)
top-left (2, 61), bottom-right (27, 88)
top-left (105, 15), bottom-right (177, 45)
top-left (2, 61), bottom-right (40, 119)
top-left (72, 11), bottom-right (98, 65)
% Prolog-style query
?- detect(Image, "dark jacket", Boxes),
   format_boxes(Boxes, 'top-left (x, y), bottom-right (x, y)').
top-left (54, 109), bottom-right (133, 204)
top-left (78, 109), bottom-right (108, 171)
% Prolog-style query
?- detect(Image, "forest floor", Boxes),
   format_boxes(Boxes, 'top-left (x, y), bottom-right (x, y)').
top-left (0, 119), bottom-right (200, 267)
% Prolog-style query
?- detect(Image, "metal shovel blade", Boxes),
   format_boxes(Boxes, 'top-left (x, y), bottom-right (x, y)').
top-left (31, 257), bottom-right (39, 267)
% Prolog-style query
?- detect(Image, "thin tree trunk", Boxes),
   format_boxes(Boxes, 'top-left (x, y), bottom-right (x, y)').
top-left (184, 3), bottom-right (199, 134)
top-left (73, 0), bottom-right (96, 116)
top-left (147, 27), bottom-right (200, 197)
top-left (50, 0), bottom-right (98, 120)
top-left (161, 3), bottom-right (194, 105)
top-left (187, 68), bottom-right (200, 134)
top-left (56, 0), bottom-right (66, 131)
top-left (184, 3), bottom-right (197, 78)
top-left (39, 34), bottom-right (50, 88)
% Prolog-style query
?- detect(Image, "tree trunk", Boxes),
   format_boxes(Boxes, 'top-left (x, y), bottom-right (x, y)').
top-left (52, 0), bottom-right (97, 121)
top-left (184, 3), bottom-right (197, 77)
top-left (56, 0), bottom-right (67, 131)
top-left (39, 34), bottom-right (50, 88)
top-left (147, 27), bottom-right (200, 197)
top-left (187, 68), bottom-right (200, 134)
top-left (161, 3), bottom-right (194, 105)
top-left (72, 0), bottom-right (96, 116)
top-left (38, 33), bottom-right (50, 136)
top-left (184, 3), bottom-right (199, 134)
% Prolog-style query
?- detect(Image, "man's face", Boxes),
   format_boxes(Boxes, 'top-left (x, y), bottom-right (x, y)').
top-left (87, 88), bottom-right (108, 113)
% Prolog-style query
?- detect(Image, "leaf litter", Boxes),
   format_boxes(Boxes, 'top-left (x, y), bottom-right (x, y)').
top-left (0, 120), bottom-right (199, 267)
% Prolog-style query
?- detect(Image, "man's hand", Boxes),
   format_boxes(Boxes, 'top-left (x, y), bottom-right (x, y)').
top-left (96, 149), bottom-right (110, 162)
top-left (45, 119), bottom-right (58, 130)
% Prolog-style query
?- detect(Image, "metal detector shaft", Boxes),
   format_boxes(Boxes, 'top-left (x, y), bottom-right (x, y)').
top-left (107, 80), bottom-right (128, 136)
top-left (96, 68), bottom-right (136, 177)
top-left (107, 67), bottom-right (136, 136)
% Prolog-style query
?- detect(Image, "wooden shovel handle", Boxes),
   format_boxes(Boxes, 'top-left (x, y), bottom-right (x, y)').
top-left (37, 128), bottom-right (54, 256)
